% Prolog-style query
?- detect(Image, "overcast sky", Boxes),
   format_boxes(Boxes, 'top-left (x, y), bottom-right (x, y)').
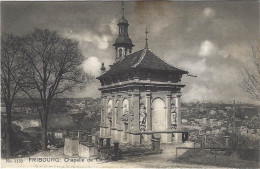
top-left (2, 1), bottom-right (259, 103)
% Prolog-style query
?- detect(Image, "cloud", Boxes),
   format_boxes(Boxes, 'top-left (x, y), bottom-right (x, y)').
top-left (64, 31), bottom-right (113, 50)
top-left (203, 7), bottom-right (216, 18)
top-left (81, 56), bottom-right (102, 77)
top-left (218, 43), bottom-right (251, 62)
top-left (133, 1), bottom-right (173, 34)
top-left (180, 58), bottom-right (207, 75)
top-left (150, 18), bottom-right (171, 34)
top-left (199, 40), bottom-right (216, 57)
top-left (2, 1), bottom-right (258, 103)
top-left (95, 35), bottom-right (112, 49)
top-left (109, 18), bottom-right (118, 35)
top-left (183, 83), bottom-right (214, 102)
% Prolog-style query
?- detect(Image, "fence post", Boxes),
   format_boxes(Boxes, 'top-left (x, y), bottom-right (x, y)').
top-left (199, 134), bottom-right (203, 149)
top-left (154, 138), bottom-right (161, 153)
top-left (88, 135), bottom-right (92, 145)
top-left (98, 137), bottom-right (104, 149)
top-left (201, 139), bottom-right (203, 149)
top-left (114, 142), bottom-right (119, 155)
top-left (176, 148), bottom-right (178, 158)
top-left (78, 130), bottom-right (82, 140)
top-left (151, 139), bottom-right (155, 151)
top-left (105, 138), bottom-right (111, 149)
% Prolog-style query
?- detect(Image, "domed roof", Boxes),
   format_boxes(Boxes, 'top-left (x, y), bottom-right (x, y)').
top-left (118, 17), bottom-right (128, 24)
top-left (114, 35), bottom-right (134, 47)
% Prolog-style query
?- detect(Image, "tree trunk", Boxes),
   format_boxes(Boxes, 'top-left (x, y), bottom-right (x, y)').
top-left (6, 126), bottom-right (11, 158)
top-left (6, 105), bottom-right (12, 157)
top-left (41, 124), bottom-right (48, 151)
top-left (41, 112), bottom-right (48, 151)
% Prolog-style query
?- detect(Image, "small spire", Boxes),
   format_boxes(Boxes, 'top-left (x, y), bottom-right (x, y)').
top-left (101, 62), bottom-right (106, 73)
top-left (145, 28), bottom-right (149, 49)
top-left (122, 1), bottom-right (125, 18)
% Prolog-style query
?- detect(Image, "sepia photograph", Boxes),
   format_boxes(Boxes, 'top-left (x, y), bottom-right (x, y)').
top-left (1, 0), bottom-right (259, 168)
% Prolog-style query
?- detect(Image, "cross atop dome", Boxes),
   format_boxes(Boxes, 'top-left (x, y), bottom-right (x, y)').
top-left (145, 28), bottom-right (149, 49)
top-left (122, 1), bottom-right (125, 18)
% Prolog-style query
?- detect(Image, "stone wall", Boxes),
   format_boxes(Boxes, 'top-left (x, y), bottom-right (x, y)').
top-left (78, 144), bottom-right (96, 157)
top-left (64, 138), bottom-right (97, 157)
top-left (64, 138), bottom-right (79, 156)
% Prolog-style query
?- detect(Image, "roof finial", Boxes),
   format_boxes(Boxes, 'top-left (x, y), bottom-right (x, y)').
top-left (145, 28), bottom-right (149, 49)
top-left (101, 62), bottom-right (106, 73)
top-left (122, 1), bottom-right (125, 18)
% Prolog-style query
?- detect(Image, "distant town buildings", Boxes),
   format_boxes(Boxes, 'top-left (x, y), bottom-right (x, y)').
top-left (5, 97), bottom-right (101, 135)
top-left (181, 102), bottom-right (260, 139)
top-left (3, 94), bottom-right (259, 143)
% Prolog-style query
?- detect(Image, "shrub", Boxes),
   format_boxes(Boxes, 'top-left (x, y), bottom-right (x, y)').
top-left (1, 123), bottom-right (41, 157)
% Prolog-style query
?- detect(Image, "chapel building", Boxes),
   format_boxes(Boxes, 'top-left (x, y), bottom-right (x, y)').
top-left (97, 4), bottom-right (189, 145)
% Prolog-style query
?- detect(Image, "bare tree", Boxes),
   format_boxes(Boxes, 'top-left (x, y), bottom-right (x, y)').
top-left (240, 45), bottom-right (260, 103)
top-left (1, 34), bottom-right (26, 157)
top-left (20, 28), bottom-right (88, 151)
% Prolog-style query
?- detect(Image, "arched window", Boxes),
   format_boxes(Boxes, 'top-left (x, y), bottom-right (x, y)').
top-left (119, 48), bottom-right (123, 58)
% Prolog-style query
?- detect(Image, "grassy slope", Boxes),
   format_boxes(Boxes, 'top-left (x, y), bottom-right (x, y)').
top-left (173, 149), bottom-right (260, 168)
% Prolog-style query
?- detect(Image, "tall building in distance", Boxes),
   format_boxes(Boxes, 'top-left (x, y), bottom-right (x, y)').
top-left (97, 3), bottom-right (189, 144)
